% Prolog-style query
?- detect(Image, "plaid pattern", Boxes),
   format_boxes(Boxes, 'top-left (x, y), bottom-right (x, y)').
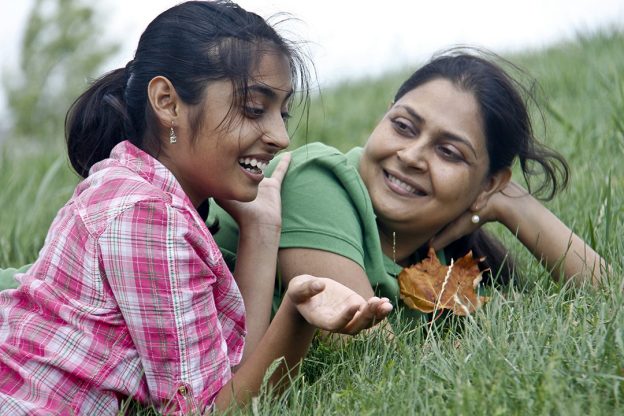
top-left (0, 141), bottom-right (246, 415)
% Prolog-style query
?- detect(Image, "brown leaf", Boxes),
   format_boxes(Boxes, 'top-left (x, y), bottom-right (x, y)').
top-left (398, 247), bottom-right (490, 316)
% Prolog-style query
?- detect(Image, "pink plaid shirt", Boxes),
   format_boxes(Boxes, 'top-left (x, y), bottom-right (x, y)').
top-left (0, 141), bottom-right (246, 415)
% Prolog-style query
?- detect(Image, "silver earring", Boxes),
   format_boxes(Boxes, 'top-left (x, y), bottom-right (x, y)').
top-left (471, 214), bottom-right (480, 224)
top-left (169, 123), bottom-right (177, 144)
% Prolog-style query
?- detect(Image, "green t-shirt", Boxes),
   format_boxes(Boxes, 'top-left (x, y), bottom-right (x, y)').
top-left (3, 143), bottom-right (438, 317)
top-left (212, 142), bottom-right (443, 317)
top-left (0, 265), bottom-right (30, 290)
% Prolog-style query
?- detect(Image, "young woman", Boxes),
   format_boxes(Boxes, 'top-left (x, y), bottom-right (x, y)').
top-left (213, 51), bottom-right (609, 320)
top-left (0, 1), bottom-right (391, 414)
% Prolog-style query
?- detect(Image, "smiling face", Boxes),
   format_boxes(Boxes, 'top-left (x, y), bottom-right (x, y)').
top-left (359, 78), bottom-right (501, 251)
top-left (157, 51), bottom-right (293, 206)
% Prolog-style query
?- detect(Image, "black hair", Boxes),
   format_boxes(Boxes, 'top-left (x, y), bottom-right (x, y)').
top-left (396, 49), bottom-right (570, 286)
top-left (65, 0), bottom-right (309, 178)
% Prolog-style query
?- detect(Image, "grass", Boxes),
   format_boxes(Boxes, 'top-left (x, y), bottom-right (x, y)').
top-left (1, 29), bottom-right (623, 415)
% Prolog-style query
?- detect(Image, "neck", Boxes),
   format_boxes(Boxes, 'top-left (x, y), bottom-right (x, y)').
top-left (377, 222), bottom-right (432, 266)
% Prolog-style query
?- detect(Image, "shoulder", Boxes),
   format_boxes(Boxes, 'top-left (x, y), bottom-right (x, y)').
top-left (279, 143), bottom-right (370, 213)
top-left (72, 166), bottom-right (177, 235)
top-left (288, 142), bottom-right (351, 170)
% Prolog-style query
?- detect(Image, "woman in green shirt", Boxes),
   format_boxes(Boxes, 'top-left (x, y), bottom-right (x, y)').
top-left (213, 50), bottom-right (609, 316)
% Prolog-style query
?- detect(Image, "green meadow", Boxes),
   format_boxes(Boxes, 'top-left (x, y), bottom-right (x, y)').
top-left (1, 30), bottom-right (623, 415)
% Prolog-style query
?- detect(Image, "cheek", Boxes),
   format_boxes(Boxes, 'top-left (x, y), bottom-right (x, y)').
top-left (433, 165), bottom-right (481, 202)
top-left (365, 124), bottom-right (394, 156)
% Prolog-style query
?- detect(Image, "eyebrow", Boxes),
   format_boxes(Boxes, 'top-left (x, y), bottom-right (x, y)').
top-left (396, 104), bottom-right (478, 159)
top-left (247, 84), bottom-right (294, 103)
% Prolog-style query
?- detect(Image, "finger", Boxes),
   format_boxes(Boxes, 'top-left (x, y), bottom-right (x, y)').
top-left (373, 298), bottom-right (393, 319)
top-left (327, 302), bottom-right (361, 332)
top-left (288, 274), bottom-right (325, 304)
top-left (267, 152), bottom-right (291, 184)
top-left (343, 297), bottom-right (383, 334)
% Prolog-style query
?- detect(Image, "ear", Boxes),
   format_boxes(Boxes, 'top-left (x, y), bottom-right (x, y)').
top-left (147, 76), bottom-right (180, 127)
top-left (471, 167), bottom-right (512, 212)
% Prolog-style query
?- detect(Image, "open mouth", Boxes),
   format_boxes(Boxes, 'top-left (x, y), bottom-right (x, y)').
top-left (384, 171), bottom-right (427, 196)
top-left (238, 157), bottom-right (268, 175)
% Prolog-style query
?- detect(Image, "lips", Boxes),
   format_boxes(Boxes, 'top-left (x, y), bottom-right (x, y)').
top-left (383, 170), bottom-right (428, 196)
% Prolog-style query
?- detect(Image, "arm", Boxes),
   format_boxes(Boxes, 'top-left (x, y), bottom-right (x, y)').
top-left (431, 180), bottom-right (610, 286)
top-left (216, 154), bottom-right (291, 364)
top-left (492, 181), bottom-right (609, 285)
top-left (279, 248), bottom-right (375, 300)
top-left (279, 249), bottom-right (395, 340)
top-left (213, 274), bottom-right (392, 410)
top-left (101, 200), bottom-right (246, 413)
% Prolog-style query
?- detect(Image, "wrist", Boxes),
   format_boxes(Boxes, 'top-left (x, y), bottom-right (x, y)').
top-left (277, 292), bottom-right (310, 326)
top-left (238, 221), bottom-right (282, 243)
top-left (496, 191), bottom-right (534, 233)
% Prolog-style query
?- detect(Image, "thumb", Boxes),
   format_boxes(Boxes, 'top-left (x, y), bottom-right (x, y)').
top-left (267, 152), bottom-right (291, 185)
top-left (288, 275), bottom-right (325, 303)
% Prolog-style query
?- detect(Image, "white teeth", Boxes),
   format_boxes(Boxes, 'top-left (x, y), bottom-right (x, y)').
top-left (238, 157), bottom-right (268, 174)
top-left (387, 173), bottom-right (417, 194)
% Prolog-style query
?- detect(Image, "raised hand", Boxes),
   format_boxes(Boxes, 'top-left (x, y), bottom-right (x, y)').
top-left (216, 152), bottom-right (291, 230)
top-left (286, 274), bottom-right (393, 335)
top-left (220, 153), bottom-right (292, 362)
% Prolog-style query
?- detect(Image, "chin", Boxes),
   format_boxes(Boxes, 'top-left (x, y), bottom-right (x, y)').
top-left (236, 189), bottom-right (259, 202)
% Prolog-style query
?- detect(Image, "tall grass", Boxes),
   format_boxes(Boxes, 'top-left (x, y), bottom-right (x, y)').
top-left (0, 30), bottom-right (622, 415)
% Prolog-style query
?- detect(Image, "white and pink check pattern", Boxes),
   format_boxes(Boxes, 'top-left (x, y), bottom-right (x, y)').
top-left (0, 141), bottom-right (246, 415)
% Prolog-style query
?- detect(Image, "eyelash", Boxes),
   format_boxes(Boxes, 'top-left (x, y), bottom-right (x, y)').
top-left (392, 119), bottom-right (415, 136)
top-left (244, 106), bottom-right (291, 122)
top-left (437, 145), bottom-right (463, 161)
top-left (392, 118), bottom-right (465, 162)
top-left (244, 106), bottom-right (264, 119)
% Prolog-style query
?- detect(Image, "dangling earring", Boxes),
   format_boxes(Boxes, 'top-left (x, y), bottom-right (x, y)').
top-left (169, 121), bottom-right (177, 144)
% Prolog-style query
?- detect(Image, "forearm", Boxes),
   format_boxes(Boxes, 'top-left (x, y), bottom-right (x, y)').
top-left (234, 223), bottom-right (281, 363)
top-left (279, 248), bottom-right (375, 299)
top-left (499, 191), bottom-right (609, 285)
top-left (213, 296), bottom-right (315, 410)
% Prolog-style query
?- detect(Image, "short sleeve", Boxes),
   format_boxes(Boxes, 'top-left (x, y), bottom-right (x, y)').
top-left (277, 149), bottom-right (368, 269)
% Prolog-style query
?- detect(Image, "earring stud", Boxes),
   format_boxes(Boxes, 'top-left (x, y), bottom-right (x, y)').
top-left (471, 214), bottom-right (480, 224)
top-left (169, 122), bottom-right (177, 144)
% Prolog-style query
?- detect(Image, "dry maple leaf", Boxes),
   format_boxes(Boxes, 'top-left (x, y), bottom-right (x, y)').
top-left (398, 247), bottom-right (489, 316)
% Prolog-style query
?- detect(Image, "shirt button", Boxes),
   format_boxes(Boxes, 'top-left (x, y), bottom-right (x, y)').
top-left (178, 386), bottom-right (187, 396)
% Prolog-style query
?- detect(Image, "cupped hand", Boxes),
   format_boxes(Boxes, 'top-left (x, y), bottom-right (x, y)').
top-left (287, 274), bottom-right (393, 335)
top-left (216, 152), bottom-right (291, 229)
top-left (429, 179), bottom-right (529, 251)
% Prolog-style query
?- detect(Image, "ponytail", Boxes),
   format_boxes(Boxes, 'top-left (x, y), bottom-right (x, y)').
top-left (65, 68), bottom-right (132, 178)
top-left (64, 1), bottom-right (309, 179)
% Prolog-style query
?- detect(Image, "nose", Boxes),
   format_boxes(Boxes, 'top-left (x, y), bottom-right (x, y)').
top-left (396, 140), bottom-right (428, 171)
top-left (262, 115), bottom-right (290, 151)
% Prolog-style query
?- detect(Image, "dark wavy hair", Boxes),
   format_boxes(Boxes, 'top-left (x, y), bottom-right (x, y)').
top-left (396, 49), bottom-right (570, 285)
top-left (65, 0), bottom-right (309, 178)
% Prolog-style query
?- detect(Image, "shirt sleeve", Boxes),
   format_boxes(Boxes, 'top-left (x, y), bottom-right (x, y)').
top-left (278, 149), bottom-right (368, 269)
top-left (99, 199), bottom-right (243, 413)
